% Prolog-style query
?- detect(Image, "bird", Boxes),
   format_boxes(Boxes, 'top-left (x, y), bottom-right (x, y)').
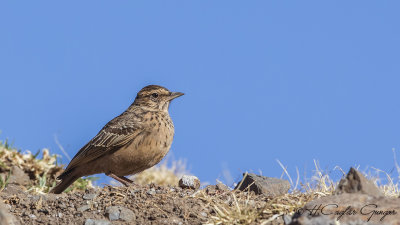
top-left (50, 85), bottom-right (184, 194)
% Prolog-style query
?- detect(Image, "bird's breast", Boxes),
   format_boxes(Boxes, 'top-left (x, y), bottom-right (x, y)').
top-left (107, 113), bottom-right (175, 176)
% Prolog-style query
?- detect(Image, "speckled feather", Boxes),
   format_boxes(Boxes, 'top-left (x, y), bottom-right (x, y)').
top-left (51, 85), bottom-right (183, 193)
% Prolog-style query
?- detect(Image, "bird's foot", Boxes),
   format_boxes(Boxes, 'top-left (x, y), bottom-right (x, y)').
top-left (106, 173), bottom-right (134, 187)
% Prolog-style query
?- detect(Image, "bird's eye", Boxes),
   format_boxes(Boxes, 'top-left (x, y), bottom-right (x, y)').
top-left (151, 93), bottom-right (159, 98)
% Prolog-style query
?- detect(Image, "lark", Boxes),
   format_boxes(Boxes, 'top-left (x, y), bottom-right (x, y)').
top-left (50, 85), bottom-right (184, 194)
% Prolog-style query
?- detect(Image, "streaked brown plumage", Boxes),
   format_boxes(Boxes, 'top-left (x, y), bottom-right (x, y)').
top-left (50, 85), bottom-right (183, 194)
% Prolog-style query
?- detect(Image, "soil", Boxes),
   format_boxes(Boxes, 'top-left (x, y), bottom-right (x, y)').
top-left (1, 183), bottom-right (278, 225)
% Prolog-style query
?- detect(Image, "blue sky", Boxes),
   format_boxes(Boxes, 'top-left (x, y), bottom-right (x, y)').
top-left (1, 1), bottom-right (400, 186)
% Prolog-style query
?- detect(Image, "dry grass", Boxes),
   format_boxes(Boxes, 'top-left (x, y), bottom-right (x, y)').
top-left (0, 139), bottom-right (94, 194)
top-left (129, 156), bottom-right (188, 186)
top-left (201, 156), bottom-right (400, 225)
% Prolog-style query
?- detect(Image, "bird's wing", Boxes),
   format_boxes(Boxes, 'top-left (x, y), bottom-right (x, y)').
top-left (65, 113), bottom-right (147, 171)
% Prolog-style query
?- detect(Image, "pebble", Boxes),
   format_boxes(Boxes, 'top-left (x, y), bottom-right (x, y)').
top-left (178, 175), bottom-right (200, 190)
top-left (105, 206), bottom-right (120, 221)
top-left (58, 202), bottom-right (67, 209)
top-left (147, 188), bottom-right (156, 195)
top-left (77, 205), bottom-right (90, 212)
top-left (283, 214), bottom-right (292, 225)
top-left (83, 193), bottom-right (97, 200)
top-left (105, 206), bottom-right (135, 222)
top-left (85, 219), bottom-right (111, 225)
top-left (119, 207), bottom-right (135, 221)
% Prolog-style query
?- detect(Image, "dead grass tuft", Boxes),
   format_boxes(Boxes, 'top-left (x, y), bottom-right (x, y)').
top-left (0, 139), bottom-right (94, 194)
top-left (129, 157), bottom-right (188, 186)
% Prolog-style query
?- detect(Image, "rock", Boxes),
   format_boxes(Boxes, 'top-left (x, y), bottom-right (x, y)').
top-left (234, 173), bottom-right (290, 197)
top-left (290, 193), bottom-right (400, 225)
top-left (2, 184), bottom-right (25, 195)
top-left (0, 199), bottom-right (20, 225)
top-left (84, 219), bottom-right (111, 225)
top-left (334, 167), bottom-right (382, 197)
top-left (105, 206), bottom-right (120, 220)
top-left (200, 212), bottom-right (208, 218)
top-left (77, 205), bottom-right (90, 212)
top-left (158, 216), bottom-right (183, 225)
top-left (147, 188), bottom-right (156, 195)
top-left (178, 175), bottom-right (200, 190)
top-left (204, 183), bottom-right (230, 195)
top-left (283, 214), bottom-right (292, 224)
top-left (8, 166), bottom-right (30, 186)
top-left (216, 182), bottom-right (230, 192)
top-left (119, 207), bottom-right (135, 221)
top-left (105, 206), bottom-right (134, 222)
top-left (83, 193), bottom-right (97, 200)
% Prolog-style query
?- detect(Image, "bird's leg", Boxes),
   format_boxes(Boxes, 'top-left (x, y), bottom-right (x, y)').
top-left (106, 173), bottom-right (134, 187)
top-left (117, 175), bottom-right (135, 184)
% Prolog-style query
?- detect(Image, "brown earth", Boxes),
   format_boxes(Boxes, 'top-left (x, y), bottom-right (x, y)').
top-left (1, 183), bottom-right (283, 225)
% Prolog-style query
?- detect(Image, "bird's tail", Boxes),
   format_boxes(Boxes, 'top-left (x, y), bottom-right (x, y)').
top-left (50, 169), bottom-right (80, 194)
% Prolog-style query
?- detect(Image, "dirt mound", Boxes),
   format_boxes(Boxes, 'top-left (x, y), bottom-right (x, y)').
top-left (2, 182), bottom-right (304, 225)
top-left (2, 184), bottom-right (208, 224)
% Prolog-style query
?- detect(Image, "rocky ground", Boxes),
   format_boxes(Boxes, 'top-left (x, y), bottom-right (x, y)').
top-left (1, 141), bottom-right (400, 224)
top-left (0, 178), bottom-right (300, 225)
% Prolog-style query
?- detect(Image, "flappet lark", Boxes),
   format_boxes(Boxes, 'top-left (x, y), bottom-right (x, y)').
top-left (51, 85), bottom-right (183, 194)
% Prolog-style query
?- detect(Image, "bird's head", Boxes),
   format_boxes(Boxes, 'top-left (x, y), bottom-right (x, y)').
top-left (133, 85), bottom-right (184, 111)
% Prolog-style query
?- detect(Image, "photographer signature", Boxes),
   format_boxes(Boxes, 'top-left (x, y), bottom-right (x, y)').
top-left (294, 204), bottom-right (397, 222)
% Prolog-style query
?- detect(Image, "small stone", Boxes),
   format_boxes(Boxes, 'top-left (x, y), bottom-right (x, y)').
top-left (204, 185), bottom-right (218, 195)
top-left (119, 207), bottom-right (135, 222)
top-left (57, 212), bottom-right (63, 218)
top-left (234, 173), bottom-right (290, 196)
top-left (77, 205), bottom-right (90, 212)
top-left (283, 214), bottom-right (292, 225)
top-left (58, 202), bottom-right (67, 209)
top-left (104, 206), bottom-right (134, 222)
top-left (84, 219), bottom-right (111, 225)
top-left (38, 209), bottom-right (49, 214)
top-left (83, 193), bottom-right (97, 200)
top-left (105, 206), bottom-right (120, 221)
top-left (147, 188), bottom-right (156, 195)
top-left (29, 214), bottom-right (36, 219)
top-left (216, 182), bottom-right (230, 192)
top-left (178, 175), bottom-right (200, 190)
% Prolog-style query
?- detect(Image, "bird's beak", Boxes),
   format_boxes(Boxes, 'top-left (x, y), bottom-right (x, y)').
top-left (169, 92), bottom-right (184, 101)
